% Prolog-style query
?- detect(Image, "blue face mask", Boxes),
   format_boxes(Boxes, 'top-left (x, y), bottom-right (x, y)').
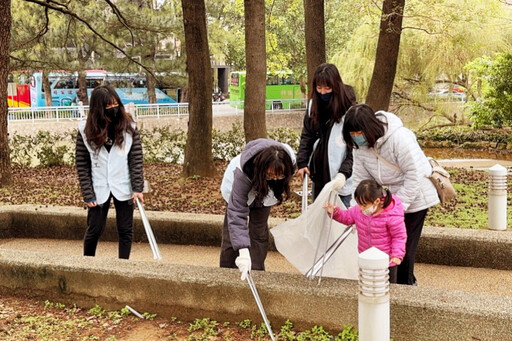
top-left (319, 92), bottom-right (332, 102)
top-left (352, 134), bottom-right (368, 147)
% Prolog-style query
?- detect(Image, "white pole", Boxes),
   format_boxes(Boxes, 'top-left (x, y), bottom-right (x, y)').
top-left (488, 164), bottom-right (508, 231)
top-left (358, 247), bottom-right (390, 341)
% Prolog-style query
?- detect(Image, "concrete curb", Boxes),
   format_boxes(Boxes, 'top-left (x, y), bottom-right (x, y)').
top-left (1, 205), bottom-right (512, 340)
top-left (1, 205), bottom-right (511, 269)
top-left (0, 248), bottom-right (511, 340)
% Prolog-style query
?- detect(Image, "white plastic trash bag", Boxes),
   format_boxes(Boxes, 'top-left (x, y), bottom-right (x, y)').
top-left (271, 181), bottom-right (359, 280)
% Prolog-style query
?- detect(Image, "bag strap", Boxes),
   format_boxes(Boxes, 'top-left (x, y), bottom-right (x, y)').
top-left (370, 148), bottom-right (401, 172)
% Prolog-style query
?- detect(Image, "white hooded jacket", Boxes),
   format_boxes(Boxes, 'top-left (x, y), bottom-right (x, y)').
top-left (352, 111), bottom-right (440, 213)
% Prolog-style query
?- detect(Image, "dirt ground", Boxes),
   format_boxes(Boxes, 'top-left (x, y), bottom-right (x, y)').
top-left (0, 293), bottom-right (269, 341)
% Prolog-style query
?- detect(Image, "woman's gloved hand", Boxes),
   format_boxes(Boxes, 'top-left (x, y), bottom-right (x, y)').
top-left (235, 248), bottom-right (251, 280)
top-left (332, 173), bottom-right (346, 191)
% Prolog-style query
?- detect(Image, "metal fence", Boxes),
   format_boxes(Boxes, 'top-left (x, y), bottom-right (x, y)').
top-left (7, 99), bottom-right (307, 122)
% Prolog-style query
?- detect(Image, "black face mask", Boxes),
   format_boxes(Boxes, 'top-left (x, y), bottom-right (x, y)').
top-left (104, 106), bottom-right (119, 119)
top-left (319, 92), bottom-right (332, 102)
top-left (266, 179), bottom-right (284, 188)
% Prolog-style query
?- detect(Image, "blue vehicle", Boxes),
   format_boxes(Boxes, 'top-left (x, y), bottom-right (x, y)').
top-left (29, 70), bottom-right (176, 107)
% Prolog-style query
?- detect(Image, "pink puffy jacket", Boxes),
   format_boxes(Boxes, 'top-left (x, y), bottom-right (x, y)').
top-left (331, 194), bottom-right (407, 266)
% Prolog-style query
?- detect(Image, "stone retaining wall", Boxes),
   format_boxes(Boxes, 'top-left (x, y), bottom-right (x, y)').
top-left (0, 247), bottom-right (511, 340)
top-left (2, 205), bottom-right (511, 270)
top-left (1, 205), bottom-right (512, 340)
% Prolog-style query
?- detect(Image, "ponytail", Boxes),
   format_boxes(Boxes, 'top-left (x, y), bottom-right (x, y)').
top-left (354, 179), bottom-right (393, 208)
top-left (381, 187), bottom-right (393, 209)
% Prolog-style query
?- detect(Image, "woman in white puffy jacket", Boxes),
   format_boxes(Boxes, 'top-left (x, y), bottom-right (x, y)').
top-left (342, 104), bottom-right (439, 285)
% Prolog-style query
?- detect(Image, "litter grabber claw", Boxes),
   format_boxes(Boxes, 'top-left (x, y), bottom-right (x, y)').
top-left (305, 224), bottom-right (354, 279)
top-left (136, 197), bottom-right (162, 260)
top-left (246, 272), bottom-right (276, 341)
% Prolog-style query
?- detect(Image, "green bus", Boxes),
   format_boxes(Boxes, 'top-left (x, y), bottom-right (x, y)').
top-left (229, 71), bottom-right (306, 110)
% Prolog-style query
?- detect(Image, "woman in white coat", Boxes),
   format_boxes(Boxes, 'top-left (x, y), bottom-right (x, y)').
top-left (342, 104), bottom-right (439, 285)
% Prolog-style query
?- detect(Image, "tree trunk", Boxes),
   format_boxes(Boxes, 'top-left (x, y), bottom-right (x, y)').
top-left (143, 40), bottom-right (157, 104)
top-left (303, 0), bottom-right (326, 90)
top-left (181, 0), bottom-right (216, 178)
top-left (0, 0), bottom-right (12, 187)
top-left (145, 70), bottom-right (157, 104)
top-left (243, 0), bottom-right (267, 142)
top-left (77, 70), bottom-right (89, 105)
top-left (365, 0), bottom-right (405, 112)
top-left (42, 70), bottom-right (52, 107)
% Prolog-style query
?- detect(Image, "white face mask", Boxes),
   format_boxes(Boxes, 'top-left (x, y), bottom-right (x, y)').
top-left (361, 204), bottom-right (378, 216)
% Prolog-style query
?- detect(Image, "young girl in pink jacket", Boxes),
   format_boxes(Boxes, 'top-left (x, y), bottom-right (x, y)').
top-left (323, 179), bottom-right (407, 283)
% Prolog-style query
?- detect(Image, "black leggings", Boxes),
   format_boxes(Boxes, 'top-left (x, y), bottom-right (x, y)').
top-left (84, 194), bottom-right (134, 259)
top-left (219, 206), bottom-right (271, 271)
top-left (397, 208), bottom-right (429, 285)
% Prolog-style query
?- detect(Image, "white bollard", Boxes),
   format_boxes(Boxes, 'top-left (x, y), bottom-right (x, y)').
top-left (488, 164), bottom-right (507, 231)
top-left (358, 247), bottom-right (389, 341)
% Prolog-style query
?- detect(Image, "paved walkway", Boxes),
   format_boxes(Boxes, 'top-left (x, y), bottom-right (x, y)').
top-left (1, 238), bottom-right (512, 299)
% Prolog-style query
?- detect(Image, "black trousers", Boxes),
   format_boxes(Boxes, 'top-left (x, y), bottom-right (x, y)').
top-left (397, 208), bottom-right (429, 285)
top-left (219, 206), bottom-right (271, 271)
top-left (84, 194), bottom-right (134, 259)
top-left (389, 266), bottom-right (398, 284)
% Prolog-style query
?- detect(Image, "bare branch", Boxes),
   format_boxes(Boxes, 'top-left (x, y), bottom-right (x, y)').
top-left (401, 26), bottom-right (444, 35)
top-left (103, 0), bottom-right (135, 46)
top-left (9, 54), bottom-right (63, 69)
top-left (392, 91), bottom-right (436, 112)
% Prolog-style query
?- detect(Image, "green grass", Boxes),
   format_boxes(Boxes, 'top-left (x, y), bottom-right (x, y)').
top-left (425, 168), bottom-right (512, 229)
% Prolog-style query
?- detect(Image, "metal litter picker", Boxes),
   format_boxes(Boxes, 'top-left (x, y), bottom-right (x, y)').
top-left (136, 198), bottom-right (162, 260)
top-left (246, 272), bottom-right (276, 341)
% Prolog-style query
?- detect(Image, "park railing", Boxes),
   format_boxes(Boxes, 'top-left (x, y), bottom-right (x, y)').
top-left (7, 98), bottom-right (307, 123)
top-left (228, 98), bottom-right (308, 113)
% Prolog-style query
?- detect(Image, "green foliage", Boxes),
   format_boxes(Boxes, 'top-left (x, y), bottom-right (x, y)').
top-left (88, 304), bottom-right (106, 317)
top-left (43, 300), bottom-right (65, 310)
top-left (296, 325), bottom-right (331, 340)
top-left (415, 126), bottom-right (512, 144)
top-left (187, 318), bottom-right (220, 340)
top-left (211, 123), bottom-right (246, 160)
top-left (426, 168), bottom-right (512, 229)
top-left (336, 324), bottom-right (359, 341)
top-left (139, 126), bottom-right (187, 163)
top-left (119, 307), bottom-right (131, 317)
top-left (142, 312), bottom-right (157, 320)
top-left (268, 127), bottom-right (300, 152)
top-left (9, 130), bottom-right (76, 167)
top-left (466, 53), bottom-right (512, 128)
top-left (250, 322), bottom-right (270, 339)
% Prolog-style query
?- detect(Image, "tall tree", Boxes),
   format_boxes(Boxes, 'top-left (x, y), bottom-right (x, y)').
top-left (303, 0), bottom-right (326, 89)
top-left (0, 0), bottom-right (12, 187)
top-left (365, 0), bottom-right (405, 111)
top-left (181, 0), bottom-right (216, 177)
top-left (243, 0), bottom-right (267, 142)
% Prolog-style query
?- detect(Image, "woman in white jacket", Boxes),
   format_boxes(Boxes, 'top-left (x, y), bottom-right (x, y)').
top-left (342, 104), bottom-right (439, 285)
top-left (76, 85), bottom-right (144, 260)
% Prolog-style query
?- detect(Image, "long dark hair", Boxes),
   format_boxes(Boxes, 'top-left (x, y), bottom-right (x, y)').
top-left (85, 85), bottom-right (134, 151)
top-left (309, 63), bottom-right (356, 124)
top-left (354, 179), bottom-right (392, 209)
top-left (342, 104), bottom-right (386, 149)
top-left (244, 145), bottom-right (295, 204)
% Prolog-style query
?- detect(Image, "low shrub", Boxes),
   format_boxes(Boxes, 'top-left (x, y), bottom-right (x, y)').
top-left (9, 124), bottom-right (301, 167)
